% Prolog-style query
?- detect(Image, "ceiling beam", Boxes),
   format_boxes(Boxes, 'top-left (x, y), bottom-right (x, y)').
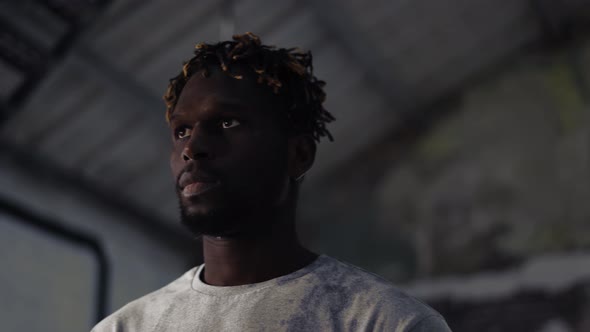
top-left (0, 1), bottom-right (113, 123)
top-left (73, 45), bottom-right (163, 116)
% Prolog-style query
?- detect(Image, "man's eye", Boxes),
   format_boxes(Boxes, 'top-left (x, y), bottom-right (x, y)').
top-left (221, 119), bottom-right (241, 129)
top-left (175, 127), bottom-right (192, 139)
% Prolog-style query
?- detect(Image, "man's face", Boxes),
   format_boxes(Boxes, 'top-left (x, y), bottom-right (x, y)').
top-left (169, 67), bottom-right (291, 237)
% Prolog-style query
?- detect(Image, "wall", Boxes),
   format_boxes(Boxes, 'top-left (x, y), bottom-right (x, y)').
top-left (299, 38), bottom-right (590, 332)
top-left (0, 153), bottom-right (197, 331)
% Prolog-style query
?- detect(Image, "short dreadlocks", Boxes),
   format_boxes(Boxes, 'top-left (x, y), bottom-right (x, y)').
top-left (163, 32), bottom-right (334, 142)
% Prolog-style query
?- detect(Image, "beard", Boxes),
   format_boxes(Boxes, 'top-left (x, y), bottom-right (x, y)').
top-left (177, 192), bottom-right (281, 238)
top-left (179, 201), bottom-right (243, 238)
top-left (175, 167), bottom-right (295, 238)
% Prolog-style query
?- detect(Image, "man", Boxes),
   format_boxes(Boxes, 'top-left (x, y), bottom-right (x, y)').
top-left (92, 32), bottom-right (451, 331)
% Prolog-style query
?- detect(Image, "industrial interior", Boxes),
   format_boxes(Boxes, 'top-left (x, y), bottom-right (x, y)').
top-left (1, 1), bottom-right (590, 331)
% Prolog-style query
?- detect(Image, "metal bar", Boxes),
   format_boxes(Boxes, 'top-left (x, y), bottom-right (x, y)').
top-left (0, 20), bottom-right (46, 73)
top-left (34, 0), bottom-right (112, 25)
top-left (89, 0), bottom-right (155, 34)
top-left (33, 0), bottom-right (74, 24)
top-left (0, 195), bottom-right (109, 324)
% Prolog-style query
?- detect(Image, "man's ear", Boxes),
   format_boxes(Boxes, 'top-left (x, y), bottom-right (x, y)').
top-left (287, 134), bottom-right (316, 179)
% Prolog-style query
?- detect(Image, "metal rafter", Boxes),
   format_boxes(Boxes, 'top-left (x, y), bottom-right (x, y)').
top-left (0, 0), bottom-right (112, 122)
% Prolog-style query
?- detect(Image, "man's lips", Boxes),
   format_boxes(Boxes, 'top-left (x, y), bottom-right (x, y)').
top-left (182, 181), bottom-right (220, 197)
top-left (178, 171), bottom-right (220, 197)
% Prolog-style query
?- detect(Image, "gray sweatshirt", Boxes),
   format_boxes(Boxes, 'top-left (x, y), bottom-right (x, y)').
top-left (92, 255), bottom-right (451, 331)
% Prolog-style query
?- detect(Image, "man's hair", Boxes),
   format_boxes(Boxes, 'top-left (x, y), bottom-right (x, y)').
top-left (163, 32), bottom-right (335, 142)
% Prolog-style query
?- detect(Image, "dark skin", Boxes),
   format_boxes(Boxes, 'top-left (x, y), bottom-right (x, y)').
top-left (169, 65), bottom-right (318, 286)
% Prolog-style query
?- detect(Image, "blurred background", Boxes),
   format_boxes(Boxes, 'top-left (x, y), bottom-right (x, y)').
top-left (1, 0), bottom-right (590, 331)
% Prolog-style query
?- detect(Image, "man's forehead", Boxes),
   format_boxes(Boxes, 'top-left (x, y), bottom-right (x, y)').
top-left (180, 68), bottom-right (264, 99)
top-left (170, 95), bottom-right (248, 122)
top-left (175, 76), bottom-right (244, 107)
top-left (176, 70), bottom-right (283, 112)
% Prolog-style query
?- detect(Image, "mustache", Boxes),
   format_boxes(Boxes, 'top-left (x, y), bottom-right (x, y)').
top-left (175, 162), bottom-right (220, 190)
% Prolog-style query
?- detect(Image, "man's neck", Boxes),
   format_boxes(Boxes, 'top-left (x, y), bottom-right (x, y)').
top-left (200, 229), bottom-right (317, 286)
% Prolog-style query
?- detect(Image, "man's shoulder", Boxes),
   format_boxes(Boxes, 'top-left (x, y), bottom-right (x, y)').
top-left (91, 266), bottom-right (199, 332)
top-left (313, 256), bottom-right (450, 331)
top-left (317, 256), bottom-right (430, 306)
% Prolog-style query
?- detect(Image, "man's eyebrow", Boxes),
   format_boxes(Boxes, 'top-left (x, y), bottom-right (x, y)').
top-left (205, 99), bottom-right (250, 110)
top-left (168, 113), bottom-right (181, 123)
top-left (171, 99), bottom-right (250, 121)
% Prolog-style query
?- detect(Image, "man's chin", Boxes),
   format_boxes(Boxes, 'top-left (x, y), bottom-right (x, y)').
top-left (179, 206), bottom-right (245, 238)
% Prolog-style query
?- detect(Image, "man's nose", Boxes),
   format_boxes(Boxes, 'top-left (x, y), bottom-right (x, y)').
top-left (182, 147), bottom-right (209, 161)
top-left (181, 123), bottom-right (214, 162)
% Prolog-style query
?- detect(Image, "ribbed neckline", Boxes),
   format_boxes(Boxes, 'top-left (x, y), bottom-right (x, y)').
top-left (191, 254), bottom-right (329, 296)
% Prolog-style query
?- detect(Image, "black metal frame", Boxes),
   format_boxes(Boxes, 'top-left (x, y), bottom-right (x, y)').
top-left (0, 196), bottom-right (109, 325)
